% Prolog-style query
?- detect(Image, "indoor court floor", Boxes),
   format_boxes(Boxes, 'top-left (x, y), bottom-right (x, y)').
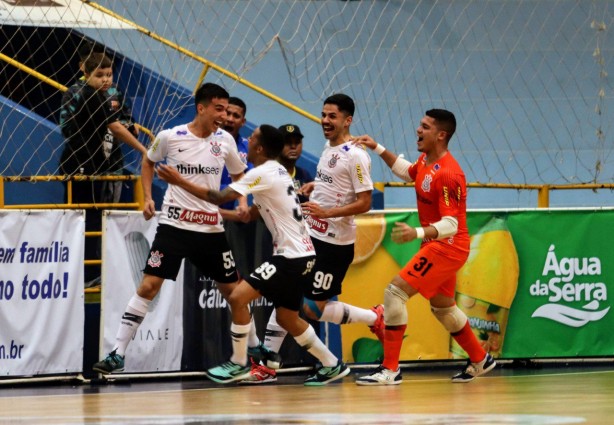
top-left (0, 362), bottom-right (613, 424)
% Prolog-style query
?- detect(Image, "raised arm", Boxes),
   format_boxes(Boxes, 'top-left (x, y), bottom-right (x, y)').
top-left (353, 135), bottom-right (414, 182)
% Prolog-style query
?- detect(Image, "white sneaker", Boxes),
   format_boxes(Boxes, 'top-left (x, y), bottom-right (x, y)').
top-left (451, 353), bottom-right (496, 383)
top-left (355, 366), bottom-right (402, 386)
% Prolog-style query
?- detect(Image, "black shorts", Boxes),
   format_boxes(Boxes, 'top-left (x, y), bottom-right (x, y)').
top-left (143, 224), bottom-right (238, 283)
top-left (303, 238), bottom-right (354, 301)
top-left (245, 255), bottom-right (317, 311)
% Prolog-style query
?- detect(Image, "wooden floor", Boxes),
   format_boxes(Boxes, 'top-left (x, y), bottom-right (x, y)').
top-left (1, 363), bottom-right (613, 424)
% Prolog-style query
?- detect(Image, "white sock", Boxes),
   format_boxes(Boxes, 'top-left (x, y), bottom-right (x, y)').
top-left (320, 301), bottom-right (377, 325)
top-left (264, 309), bottom-right (288, 353)
top-left (229, 322), bottom-right (252, 366)
top-left (294, 325), bottom-right (337, 367)
top-left (113, 294), bottom-right (150, 357)
top-left (248, 316), bottom-right (260, 348)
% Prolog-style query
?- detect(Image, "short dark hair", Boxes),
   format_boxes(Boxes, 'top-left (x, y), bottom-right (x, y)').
top-left (228, 96), bottom-right (247, 116)
top-left (78, 41), bottom-right (107, 62)
top-left (426, 109), bottom-right (456, 140)
top-left (258, 124), bottom-right (284, 159)
top-left (194, 82), bottom-right (229, 108)
top-left (82, 52), bottom-right (113, 74)
top-left (324, 93), bottom-right (355, 117)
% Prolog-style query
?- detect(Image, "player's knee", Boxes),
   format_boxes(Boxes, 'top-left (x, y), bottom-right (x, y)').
top-left (431, 305), bottom-right (467, 334)
top-left (384, 283), bottom-right (408, 326)
top-left (302, 298), bottom-right (323, 320)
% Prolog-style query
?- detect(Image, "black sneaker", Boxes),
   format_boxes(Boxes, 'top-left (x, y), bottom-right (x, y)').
top-left (304, 360), bottom-right (350, 386)
top-left (92, 350), bottom-right (125, 374)
top-left (451, 353), bottom-right (496, 383)
top-left (247, 343), bottom-right (283, 370)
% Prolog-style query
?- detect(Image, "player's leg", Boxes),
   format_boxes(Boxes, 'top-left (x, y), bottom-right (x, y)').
top-left (93, 225), bottom-right (186, 374)
top-left (277, 307), bottom-right (350, 386)
top-left (205, 279), bottom-right (261, 384)
top-left (190, 232), bottom-right (263, 365)
top-left (429, 291), bottom-right (496, 382)
top-left (355, 275), bottom-right (414, 386)
top-left (303, 238), bottom-right (384, 340)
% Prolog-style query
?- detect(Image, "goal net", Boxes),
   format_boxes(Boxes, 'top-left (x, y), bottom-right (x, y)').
top-left (0, 0), bottom-right (612, 205)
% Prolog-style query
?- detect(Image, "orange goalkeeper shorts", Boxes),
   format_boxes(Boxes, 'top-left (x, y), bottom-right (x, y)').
top-left (399, 242), bottom-right (469, 299)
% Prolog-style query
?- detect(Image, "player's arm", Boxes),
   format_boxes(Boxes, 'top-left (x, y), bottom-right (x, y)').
top-left (302, 190), bottom-right (371, 219)
top-left (391, 218), bottom-right (457, 244)
top-left (230, 171), bottom-right (250, 221)
top-left (352, 135), bottom-right (413, 182)
top-left (108, 121), bottom-right (147, 155)
top-left (141, 156), bottom-right (156, 220)
top-left (156, 164), bottom-right (241, 205)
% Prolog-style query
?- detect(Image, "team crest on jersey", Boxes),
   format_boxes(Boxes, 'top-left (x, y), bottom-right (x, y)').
top-left (210, 141), bottom-right (222, 156)
top-left (328, 153), bottom-right (340, 168)
top-left (421, 174), bottom-right (432, 192)
top-left (148, 250), bottom-right (164, 268)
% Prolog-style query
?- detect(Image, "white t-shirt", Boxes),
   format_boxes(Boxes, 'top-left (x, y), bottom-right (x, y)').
top-left (148, 124), bottom-right (246, 233)
top-left (230, 160), bottom-right (315, 258)
top-left (307, 141), bottom-right (373, 245)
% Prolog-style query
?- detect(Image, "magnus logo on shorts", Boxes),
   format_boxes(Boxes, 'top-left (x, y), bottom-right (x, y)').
top-left (306, 214), bottom-right (328, 233)
top-left (179, 209), bottom-right (219, 225)
top-left (529, 244), bottom-right (609, 327)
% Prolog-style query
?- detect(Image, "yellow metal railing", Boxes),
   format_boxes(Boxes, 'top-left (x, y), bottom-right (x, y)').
top-left (374, 182), bottom-right (614, 208)
top-left (0, 175), bottom-right (144, 280)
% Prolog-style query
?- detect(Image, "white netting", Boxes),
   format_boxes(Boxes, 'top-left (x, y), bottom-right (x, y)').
top-left (0, 0), bottom-right (612, 201)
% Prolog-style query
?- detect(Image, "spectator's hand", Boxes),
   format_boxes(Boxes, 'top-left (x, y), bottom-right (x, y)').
top-left (352, 135), bottom-right (378, 150)
top-left (156, 164), bottom-right (182, 186)
top-left (301, 201), bottom-right (328, 218)
top-left (391, 222), bottom-right (418, 244)
top-left (299, 181), bottom-right (315, 197)
top-left (143, 199), bottom-right (156, 221)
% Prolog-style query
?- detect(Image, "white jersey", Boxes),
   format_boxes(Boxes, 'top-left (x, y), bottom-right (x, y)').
top-left (148, 124), bottom-right (246, 233)
top-left (230, 160), bottom-right (314, 258)
top-left (308, 141), bottom-right (373, 245)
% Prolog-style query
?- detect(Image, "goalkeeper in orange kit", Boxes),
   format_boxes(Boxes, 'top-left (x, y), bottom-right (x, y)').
top-left (353, 109), bottom-right (496, 385)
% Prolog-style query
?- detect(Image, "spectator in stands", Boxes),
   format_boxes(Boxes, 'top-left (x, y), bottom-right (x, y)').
top-left (277, 124), bottom-right (313, 203)
top-left (59, 50), bottom-right (146, 286)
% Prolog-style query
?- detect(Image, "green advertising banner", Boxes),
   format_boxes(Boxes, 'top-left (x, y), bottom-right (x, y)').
top-left (340, 209), bottom-right (614, 363)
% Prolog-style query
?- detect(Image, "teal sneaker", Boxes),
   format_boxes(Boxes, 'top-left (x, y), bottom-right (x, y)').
top-left (206, 361), bottom-right (251, 384)
top-left (304, 360), bottom-right (350, 386)
top-left (92, 350), bottom-right (125, 374)
top-left (247, 343), bottom-right (283, 370)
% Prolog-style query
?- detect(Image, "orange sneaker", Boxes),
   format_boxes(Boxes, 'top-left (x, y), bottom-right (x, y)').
top-left (369, 304), bottom-right (385, 343)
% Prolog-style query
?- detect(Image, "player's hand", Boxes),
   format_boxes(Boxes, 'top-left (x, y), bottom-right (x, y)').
top-left (156, 164), bottom-right (182, 185)
top-left (352, 135), bottom-right (378, 150)
top-left (299, 181), bottom-right (315, 197)
top-left (235, 204), bottom-right (251, 223)
top-left (142, 198), bottom-right (156, 221)
top-left (301, 201), bottom-right (327, 218)
top-left (391, 222), bottom-right (418, 244)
